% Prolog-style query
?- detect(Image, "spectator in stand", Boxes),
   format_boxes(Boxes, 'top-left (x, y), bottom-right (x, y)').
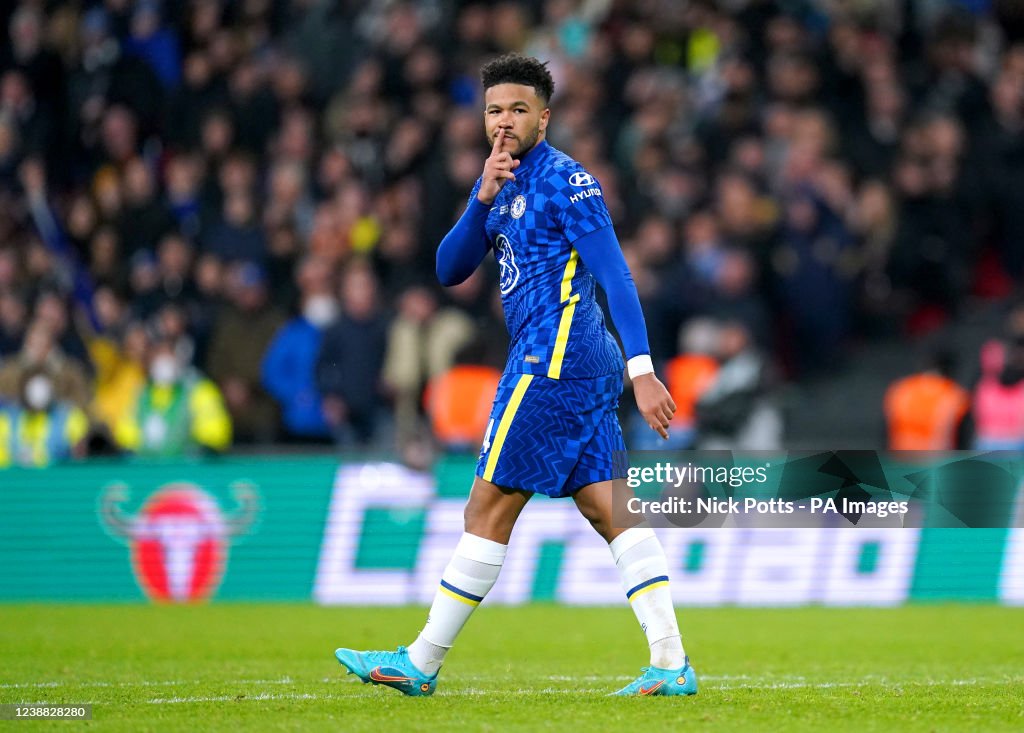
top-left (228, 57), bottom-right (280, 158)
top-left (0, 69), bottom-right (52, 165)
top-left (317, 261), bottom-right (389, 448)
top-left (119, 157), bottom-right (174, 258)
top-left (204, 189), bottom-right (267, 265)
top-left (65, 191), bottom-right (99, 260)
top-left (80, 281), bottom-right (128, 372)
top-left (0, 367), bottom-right (89, 468)
top-left (772, 183), bottom-right (857, 376)
top-left (695, 321), bottom-right (782, 450)
top-left (0, 288), bottom-right (27, 358)
top-left (164, 50), bottom-right (223, 152)
top-left (153, 233), bottom-right (211, 356)
top-left (655, 209), bottom-right (771, 357)
top-left (164, 153), bottom-right (204, 240)
top-left (976, 62), bottom-right (1024, 279)
top-left (89, 319), bottom-right (148, 445)
top-left (261, 255), bottom-right (337, 443)
top-left (88, 225), bottom-right (127, 292)
top-left (1, 6), bottom-right (63, 114)
top-left (714, 170), bottom-right (778, 268)
top-left (126, 247), bottom-right (163, 320)
top-left (884, 347), bottom-right (971, 450)
top-left (850, 179), bottom-right (901, 336)
top-left (66, 9), bottom-right (162, 162)
top-left (0, 115), bottom-right (21, 194)
top-left (0, 247), bottom-right (20, 291)
top-left (0, 319), bottom-right (90, 411)
top-left (887, 118), bottom-right (973, 332)
top-left (114, 335), bottom-right (231, 457)
top-left (973, 304), bottom-right (1024, 450)
top-left (152, 301), bottom-right (196, 371)
top-left (152, 231), bottom-right (192, 299)
top-left (264, 160), bottom-right (316, 240)
top-left (124, 0), bottom-right (181, 91)
top-left (383, 283), bottom-right (474, 446)
top-left (843, 66), bottom-right (907, 180)
top-left (205, 262), bottom-right (285, 443)
top-left (425, 344), bottom-right (501, 453)
top-left (441, 270), bottom-right (508, 370)
top-left (265, 223), bottom-right (304, 310)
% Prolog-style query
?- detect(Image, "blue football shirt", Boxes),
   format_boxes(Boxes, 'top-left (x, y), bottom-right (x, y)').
top-left (471, 140), bottom-right (625, 380)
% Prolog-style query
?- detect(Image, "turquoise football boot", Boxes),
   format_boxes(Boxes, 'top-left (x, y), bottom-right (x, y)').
top-left (612, 656), bottom-right (698, 696)
top-left (334, 646), bottom-right (438, 697)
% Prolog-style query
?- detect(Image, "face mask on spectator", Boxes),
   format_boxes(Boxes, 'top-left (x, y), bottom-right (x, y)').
top-left (150, 355), bottom-right (180, 385)
top-left (24, 375), bottom-right (53, 411)
top-left (303, 295), bottom-right (339, 328)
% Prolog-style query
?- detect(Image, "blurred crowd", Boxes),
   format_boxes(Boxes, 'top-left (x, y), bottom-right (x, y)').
top-left (2, 0), bottom-right (1024, 466)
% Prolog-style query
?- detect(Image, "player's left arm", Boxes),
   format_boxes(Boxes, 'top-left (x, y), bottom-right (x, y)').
top-left (574, 226), bottom-right (676, 439)
top-left (552, 166), bottom-right (675, 437)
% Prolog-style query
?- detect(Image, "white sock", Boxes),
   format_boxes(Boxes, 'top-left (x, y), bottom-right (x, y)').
top-left (609, 527), bottom-right (686, 669)
top-left (407, 533), bottom-right (506, 675)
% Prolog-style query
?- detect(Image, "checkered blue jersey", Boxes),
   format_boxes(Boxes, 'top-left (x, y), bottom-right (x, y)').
top-left (471, 140), bottom-right (625, 380)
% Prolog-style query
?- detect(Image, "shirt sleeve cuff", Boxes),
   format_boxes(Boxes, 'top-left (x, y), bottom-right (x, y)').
top-left (467, 197), bottom-right (492, 217)
top-left (627, 354), bottom-right (654, 380)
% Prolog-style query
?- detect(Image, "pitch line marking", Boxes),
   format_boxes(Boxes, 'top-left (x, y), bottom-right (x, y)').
top-left (7, 676), bottom-right (1022, 705)
top-left (147, 693), bottom-right (322, 704)
top-left (0, 678), bottom-right (296, 690)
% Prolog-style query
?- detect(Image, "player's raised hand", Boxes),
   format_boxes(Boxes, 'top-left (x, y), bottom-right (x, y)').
top-left (633, 373), bottom-right (676, 440)
top-left (477, 129), bottom-right (520, 205)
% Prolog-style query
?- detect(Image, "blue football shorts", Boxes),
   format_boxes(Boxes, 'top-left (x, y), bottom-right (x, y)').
top-left (475, 371), bottom-right (627, 498)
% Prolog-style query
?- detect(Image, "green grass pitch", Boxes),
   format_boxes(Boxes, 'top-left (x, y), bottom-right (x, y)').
top-left (1, 604), bottom-right (1022, 731)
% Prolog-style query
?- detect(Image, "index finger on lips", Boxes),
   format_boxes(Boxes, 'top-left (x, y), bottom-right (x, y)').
top-left (492, 128), bottom-right (505, 155)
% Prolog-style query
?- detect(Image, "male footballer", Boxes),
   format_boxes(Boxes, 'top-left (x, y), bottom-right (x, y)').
top-left (335, 54), bottom-right (697, 698)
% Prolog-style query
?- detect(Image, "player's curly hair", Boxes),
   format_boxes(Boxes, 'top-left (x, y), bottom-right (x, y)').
top-left (480, 54), bottom-right (555, 104)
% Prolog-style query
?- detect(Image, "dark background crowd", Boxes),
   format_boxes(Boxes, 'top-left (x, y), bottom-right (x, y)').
top-left (3, 0), bottom-right (1024, 462)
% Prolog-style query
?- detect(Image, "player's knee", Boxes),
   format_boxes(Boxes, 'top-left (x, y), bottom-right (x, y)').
top-left (577, 506), bottom-right (610, 538)
top-left (463, 501), bottom-right (481, 531)
top-left (573, 500), bottom-right (617, 541)
top-left (463, 502), bottom-right (512, 543)
top-left (588, 515), bottom-right (616, 541)
top-left (573, 495), bottom-right (600, 524)
top-left (576, 503), bottom-right (598, 527)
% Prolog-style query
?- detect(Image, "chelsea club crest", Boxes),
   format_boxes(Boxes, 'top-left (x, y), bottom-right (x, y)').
top-left (510, 195), bottom-right (527, 219)
top-left (495, 234), bottom-right (520, 295)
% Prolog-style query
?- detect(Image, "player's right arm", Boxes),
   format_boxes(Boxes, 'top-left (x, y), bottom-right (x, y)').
top-left (436, 130), bottom-right (520, 286)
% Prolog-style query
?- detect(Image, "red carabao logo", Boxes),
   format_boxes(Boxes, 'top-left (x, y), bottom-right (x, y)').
top-left (100, 482), bottom-right (259, 602)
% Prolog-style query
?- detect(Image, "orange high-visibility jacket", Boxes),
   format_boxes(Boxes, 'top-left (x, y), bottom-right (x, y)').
top-left (884, 373), bottom-right (970, 450)
top-left (426, 365), bottom-right (502, 447)
top-left (665, 354), bottom-right (719, 425)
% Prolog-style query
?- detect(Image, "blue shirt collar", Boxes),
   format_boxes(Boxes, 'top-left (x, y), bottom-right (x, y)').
top-left (516, 138), bottom-right (549, 172)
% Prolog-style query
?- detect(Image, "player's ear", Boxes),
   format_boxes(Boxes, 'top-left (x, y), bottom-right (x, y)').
top-left (540, 108), bottom-right (550, 132)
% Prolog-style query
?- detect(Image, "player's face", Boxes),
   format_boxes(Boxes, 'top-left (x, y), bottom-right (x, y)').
top-left (483, 83), bottom-right (550, 158)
